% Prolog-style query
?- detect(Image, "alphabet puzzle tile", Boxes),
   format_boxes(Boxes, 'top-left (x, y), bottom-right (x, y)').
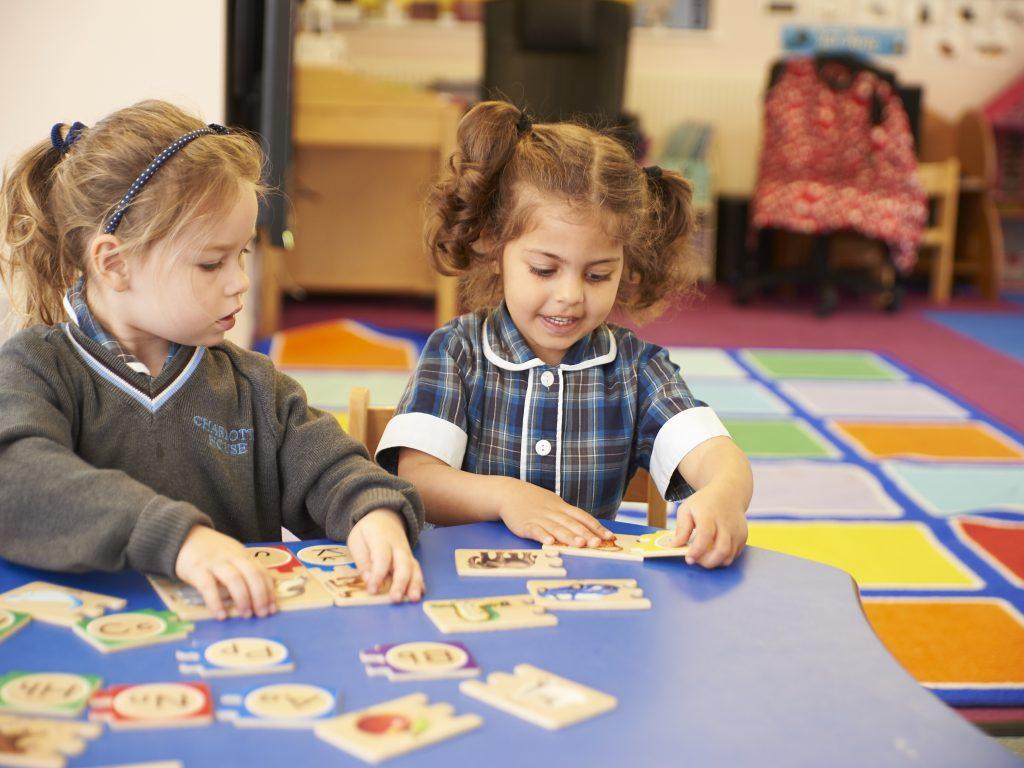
top-left (627, 531), bottom-right (691, 558)
top-left (542, 533), bottom-right (646, 561)
top-left (89, 682), bottom-right (213, 730)
top-left (0, 672), bottom-right (101, 718)
top-left (460, 664), bottom-right (616, 730)
top-left (454, 549), bottom-right (566, 577)
top-left (0, 609), bottom-right (29, 645)
top-left (422, 595), bottom-right (556, 634)
top-left (72, 610), bottom-right (193, 654)
top-left (0, 582), bottom-right (126, 628)
top-left (314, 693), bottom-right (482, 764)
top-left (0, 713), bottom-right (101, 767)
top-left (360, 641), bottom-right (480, 681)
top-left (176, 637), bottom-right (293, 677)
top-left (310, 570), bottom-right (393, 607)
top-left (293, 544), bottom-right (357, 571)
top-left (526, 579), bottom-right (652, 610)
top-left (246, 545), bottom-right (304, 573)
top-left (217, 683), bottom-right (338, 729)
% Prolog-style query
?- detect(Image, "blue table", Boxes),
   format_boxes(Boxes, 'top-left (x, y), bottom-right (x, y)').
top-left (1, 521), bottom-right (1019, 767)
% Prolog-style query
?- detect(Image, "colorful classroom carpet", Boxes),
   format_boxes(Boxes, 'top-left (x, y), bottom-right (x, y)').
top-left (256, 322), bottom-right (1024, 707)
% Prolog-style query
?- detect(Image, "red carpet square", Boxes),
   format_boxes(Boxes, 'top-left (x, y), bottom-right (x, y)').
top-left (952, 517), bottom-right (1024, 588)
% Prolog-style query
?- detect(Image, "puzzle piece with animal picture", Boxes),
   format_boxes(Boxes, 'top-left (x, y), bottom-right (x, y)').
top-left (72, 610), bottom-right (193, 653)
top-left (542, 533), bottom-right (646, 561)
top-left (0, 672), bottom-right (101, 718)
top-left (360, 641), bottom-right (480, 681)
top-left (0, 713), bottom-right (101, 767)
top-left (310, 570), bottom-right (393, 607)
top-left (176, 637), bottom-right (294, 677)
top-left (526, 579), bottom-right (651, 610)
top-left (422, 595), bottom-right (556, 634)
top-left (89, 682), bottom-right (214, 730)
top-left (454, 549), bottom-right (566, 577)
top-left (0, 581), bottom-right (126, 627)
top-left (314, 693), bottom-right (482, 764)
top-left (460, 664), bottom-right (616, 730)
top-left (217, 683), bottom-right (339, 729)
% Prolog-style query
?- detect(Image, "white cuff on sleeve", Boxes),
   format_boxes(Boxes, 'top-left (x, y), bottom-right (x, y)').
top-left (649, 406), bottom-right (730, 497)
top-left (375, 412), bottom-right (468, 469)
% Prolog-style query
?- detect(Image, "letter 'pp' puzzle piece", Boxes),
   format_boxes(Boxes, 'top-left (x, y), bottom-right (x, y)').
top-left (176, 637), bottom-right (293, 677)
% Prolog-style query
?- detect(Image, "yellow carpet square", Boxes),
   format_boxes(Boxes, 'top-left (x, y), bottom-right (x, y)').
top-left (747, 521), bottom-right (981, 589)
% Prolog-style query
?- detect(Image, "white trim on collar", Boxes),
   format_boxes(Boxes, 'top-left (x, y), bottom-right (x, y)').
top-left (482, 319), bottom-right (618, 372)
top-left (62, 293), bottom-right (78, 325)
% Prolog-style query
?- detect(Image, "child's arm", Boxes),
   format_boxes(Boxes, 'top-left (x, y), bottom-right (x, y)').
top-left (271, 368), bottom-right (425, 601)
top-left (398, 448), bottom-right (613, 547)
top-left (670, 436), bottom-right (753, 568)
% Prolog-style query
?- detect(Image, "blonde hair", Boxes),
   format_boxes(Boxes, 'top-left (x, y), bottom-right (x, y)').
top-left (425, 100), bottom-right (699, 320)
top-left (0, 100), bottom-right (265, 327)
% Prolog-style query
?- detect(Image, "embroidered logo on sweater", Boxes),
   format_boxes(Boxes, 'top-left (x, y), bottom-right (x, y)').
top-left (193, 416), bottom-right (253, 456)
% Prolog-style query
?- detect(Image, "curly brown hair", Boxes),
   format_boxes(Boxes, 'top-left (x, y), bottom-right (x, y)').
top-left (0, 100), bottom-right (265, 327)
top-left (425, 100), bottom-right (699, 320)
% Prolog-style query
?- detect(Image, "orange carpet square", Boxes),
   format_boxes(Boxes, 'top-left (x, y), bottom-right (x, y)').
top-left (862, 599), bottom-right (1024, 686)
top-left (273, 321), bottom-right (418, 370)
top-left (832, 421), bottom-right (1024, 461)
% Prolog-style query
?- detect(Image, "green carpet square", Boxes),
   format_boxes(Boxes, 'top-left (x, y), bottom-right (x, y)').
top-left (741, 350), bottom-right (905, 380)
top-left (725, 419), bottom-right (839, 458)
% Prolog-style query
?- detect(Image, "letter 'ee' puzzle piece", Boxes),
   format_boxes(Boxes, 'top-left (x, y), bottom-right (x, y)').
top-left (526, 579), bottom-right (651, 610)
top-left (0, 672), bottom-right (101, 718)
top-left (72, 610), bottom-right (193, 653)
top-left (542, 533), bottom-right (646, 561)
top-left (628, 530), bottom-right (691, 558)
top-left (176, 637), bottom-right (293, 677)
top-left (0, 609), bottom-right (30, 645)
top-left (360, 641), bottom-right (480, 681)
top-left (0, 582), bottom-right (126, 627)
top-left (422, 595), bottom-right (557, 634)
top-left (217, 683), bottom-right (338, 729)
top-left (89, 682), bottom-right (213, 730)
top-left (459, 664), bottom-right (616, 730)
top-left (454, 549), bottom-right (566, 577)
top-left (314, 693), bottom-right (482, 764)
top-left (0, 713), bottom-right (101, 768)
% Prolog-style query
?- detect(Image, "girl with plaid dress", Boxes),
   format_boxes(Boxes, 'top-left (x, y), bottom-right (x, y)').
top-left (378, 101), bottom-right (752, 569)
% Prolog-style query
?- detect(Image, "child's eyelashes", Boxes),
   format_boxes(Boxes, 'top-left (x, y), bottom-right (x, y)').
top-left (528, 266), bottom-right (555, 278)
top-left (586, 272), bottom-right (613, 283)
top-left (528, 266), bottom-right (613, 283)
top-left (198, 248), bottom-right (251, 273)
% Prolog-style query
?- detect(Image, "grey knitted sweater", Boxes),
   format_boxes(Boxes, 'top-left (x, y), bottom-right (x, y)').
top-left (0, 323), bottom-right (424, 578)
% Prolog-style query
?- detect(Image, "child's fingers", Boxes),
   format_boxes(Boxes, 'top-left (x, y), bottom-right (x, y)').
top-left (685, 518), bottom-right (716, 565)
top-left (365, 539), bottom-right (394, 595)
top-left (521, 522), bottom-right (555, 545)
top-left (543, 520), bottom-right (586, 547)
top-left (212, 561), bottom-right (253, 618)
top-left (673, 508), bottom-right (697, 548)
top-left (348, 533), bottom-right (371, 579)
top-left (236, 558), bottom-right (274, 617)
top-left (389, 550), bottom-right (413, 602)
top-left (561, 506), bottom-right (614, 541)
top-left (697, 529), bottom-right (733, 569)
top-left (549, 514), bottom-right (593, 547)
top-left (192, 570), bottom-right (227, 620)
top-left (408, 559), bottom-right (425, 601)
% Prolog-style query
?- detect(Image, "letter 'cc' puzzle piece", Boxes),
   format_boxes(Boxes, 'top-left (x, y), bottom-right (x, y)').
top-left (360, 641), bottom-right (480, 681)
top-left (460, 664), bottom-right (616, 730)
top-left (454, 549), bottom-right (566, 577)
top-left (422, 595), bottom-right (556, 634)
top-left (314, 693), bottom-right (481, 764)
top-left (217, 683), bottom-right (338, 729)
top-left (72, 610), bottom-right (193, 653)
top-left (526, 579), bottom-right (651, 610)
top-left (89, 682), bottom-right (214, 730)
top-left (176, 637), bottom-right (294, 677)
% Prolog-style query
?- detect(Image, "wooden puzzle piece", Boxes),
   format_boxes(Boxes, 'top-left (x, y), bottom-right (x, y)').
top-left (293, 544), bottom-right (356, 571)
top-left (88, 762), bottom-right (183, 768)
top-left (314, 693), bottom-right (482, 764)
top-left (310, 570), bottom-right (393, 607)
top-left (217, 683), bottom-right (338, 729)
top-left (422, 595), bottom-right (557, 634)
top-left (628, 530), bottom-right (691, 558)
top-left (0, 714), bottom-right (101, 768)
top-left (526, 579), bottom-right (652, 610)
top-left (0, 582), bottom-right (126, 628)
top-left (542, 533), bottom-right (646, 561)
top-left (459, 664), bottom-right (616, 730)
top-left (146, 575), bottom-right (224, 621)
top-left (454, 549), bottom-right (566, 577)
top-left (0, 672), bottom-right (101, 718)
top-left (89, 682), bottom-right (213, 730)
top-left (176, 637), bottom-right (293, 677)
top-left (360, 641), bottom-right (480, 681)
top-left (72, 610), bottom-right (193, 654)
top-left (245, 545), bottom-right (304, 573)
top-left (0, 609), bottom-right (29, 645)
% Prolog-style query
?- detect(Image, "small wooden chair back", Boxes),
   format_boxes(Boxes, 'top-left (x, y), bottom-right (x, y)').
top-left (347, 386), bottom-right (668, 528)
top-left (916, 157), bottom-right (961, 304)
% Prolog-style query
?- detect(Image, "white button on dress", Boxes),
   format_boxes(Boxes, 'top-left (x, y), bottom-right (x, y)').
top-left (535, 439), bottom-right (552, 456)
top-left (540, 370), bottom-right (555, 387)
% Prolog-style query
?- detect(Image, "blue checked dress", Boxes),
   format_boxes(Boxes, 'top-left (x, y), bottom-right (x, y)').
top-left (377, 303), bottom-right (729, 520)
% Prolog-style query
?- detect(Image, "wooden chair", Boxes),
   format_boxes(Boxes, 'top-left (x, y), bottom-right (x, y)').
top-left (916, 157), bottom-right (961, 304)
top-left (348, 386), bottom-right (669, 528)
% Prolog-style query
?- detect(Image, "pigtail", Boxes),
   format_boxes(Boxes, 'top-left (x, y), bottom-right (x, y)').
top-left (0, 136), bottom-right (72, 327)
top-left (425, 101), bottom-right (527, 277)
top-left (623, 167), bottom-right (699, 316)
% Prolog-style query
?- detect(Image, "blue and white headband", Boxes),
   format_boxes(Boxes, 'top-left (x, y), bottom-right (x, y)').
top-left (102, 123), bottom-right (230, 235)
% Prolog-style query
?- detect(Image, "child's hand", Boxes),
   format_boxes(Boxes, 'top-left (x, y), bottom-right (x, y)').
top-left (671, 485), bottom-right (748, 568)
top-left (496, 479), bottom-right (614, 547)
top-left (347, 509), bottom-right (425, 602)
top-left (174, 525), bottom-right (277, 620)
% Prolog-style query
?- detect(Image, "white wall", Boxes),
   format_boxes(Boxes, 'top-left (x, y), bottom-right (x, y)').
top-left (0, 0), bottom-right (230, 342)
